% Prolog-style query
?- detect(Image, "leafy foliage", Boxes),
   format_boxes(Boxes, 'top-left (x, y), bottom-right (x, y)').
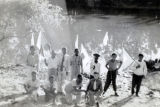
top-left (0, 0), bottom-right (68, 65)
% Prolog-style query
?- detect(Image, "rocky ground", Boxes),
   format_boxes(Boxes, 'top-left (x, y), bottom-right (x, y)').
top-left (0, 63), bottom-right (160, 107)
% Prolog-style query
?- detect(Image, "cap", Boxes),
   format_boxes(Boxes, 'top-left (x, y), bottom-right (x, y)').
top-left (111, 53), bottom-right (117, 56)
top-left (93, 53), bottom-right (100, 58)
top-left (139, 53), bottom-right (144, 57)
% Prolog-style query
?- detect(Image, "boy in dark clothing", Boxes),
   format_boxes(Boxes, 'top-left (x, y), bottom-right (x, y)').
top-left (103, 53), bottom-right (122, 96)
top-left (87, 72), bottom-right (102, 106)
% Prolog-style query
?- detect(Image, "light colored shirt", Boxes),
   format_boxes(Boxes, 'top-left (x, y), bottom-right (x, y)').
top-left (90, 61), bottom-right (100, 75)
top-left (132, 60), bottom-right (147, 76)
top-left (27, 53), bottom-right (39, 67)
top-left (106, 59), bottom-right (122, 71)
top-left (70, 55), bottom-right (82, 73)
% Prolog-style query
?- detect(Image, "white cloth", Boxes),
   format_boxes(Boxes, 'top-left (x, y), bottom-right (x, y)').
top-left (131, 60), bottom-right (147, 76)
top-left (90, 61), bottom-right (100, 75)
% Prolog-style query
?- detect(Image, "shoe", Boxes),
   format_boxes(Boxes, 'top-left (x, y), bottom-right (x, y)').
top-left (136, 94), bottom-right (139, 97)
top-left (102, 91), bottom-right (106, 95)
top-left (131, 92), bottom-right (134, 96)
top-left (96, 102), bottom-right (99, 107)
top-left (115, 93), bottom-right (119, 97)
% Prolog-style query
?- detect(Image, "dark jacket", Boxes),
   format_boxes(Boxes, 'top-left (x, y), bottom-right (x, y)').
top-left (87, 78), bottom-right (102, 92)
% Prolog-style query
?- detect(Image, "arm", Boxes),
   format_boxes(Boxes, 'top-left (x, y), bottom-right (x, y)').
top-left (41, 86), bottom-right (55, 95)
top-left (26, 55), bottom-right (29, 66)
top-left (24, 84), bottom-right (37, 93)
top-left (131, 61), bottom-right (139, 71)
top-left (41, 85), bottom-right (49, 92)
top-left (86, 81), bottom-right (91, 92)
top-left (80, 57), bottom-right (83, 73)
top-left (70, 57), bottom-right (72, 66)
top-left (98, 63), bottom-right (101, 73)
top-left (99, 81), bottom-right (103, 94)
top-left (36, 55), bottom-right (39, 69)
top-left (44, 59), bottom-right (48, 66)
top-left (118, 60), bottom-right (123, 70)
top-left (105, 61), bottom-right (109, 70)
top-left (29, 87), bottom-right (38, 92)
top-left (24, 84), bottom-right (30, 93)
top-left (90, 62), bottom-right (93, 71)
top-left (73, 86), bottom-right (78, 91)
top-left (24, 81), bottom-right (32, 93)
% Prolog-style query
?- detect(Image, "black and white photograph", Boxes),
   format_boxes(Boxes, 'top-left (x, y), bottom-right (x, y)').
top-left (0, 0), bottom-right (160, 107)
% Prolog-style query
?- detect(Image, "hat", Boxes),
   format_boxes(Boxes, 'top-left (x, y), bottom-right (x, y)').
top-left (93, 53), bottom-right (100, 58)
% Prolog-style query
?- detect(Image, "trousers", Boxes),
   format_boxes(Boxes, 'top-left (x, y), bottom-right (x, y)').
top-left (131, 74), bottom-right (143, 95)
top-left (104, 70), bottom-right (117, 92)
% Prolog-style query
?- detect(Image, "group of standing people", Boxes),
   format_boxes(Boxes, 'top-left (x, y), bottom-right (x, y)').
top-left (24, 45), bottom-right (148, 106)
